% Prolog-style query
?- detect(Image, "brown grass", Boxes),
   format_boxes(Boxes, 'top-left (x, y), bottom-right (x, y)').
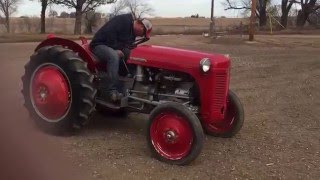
top-left (0, 17), bottom-right (247, 43)
top-left (4, 17), bottom-right (316, 43)
top-left (1, 17), bottom-right (248, 35)
top-left (151, 17), bottom-right (248, 27)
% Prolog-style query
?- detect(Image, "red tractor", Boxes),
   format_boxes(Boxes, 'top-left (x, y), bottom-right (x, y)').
top-left (22, 35), bottom-right (244, 165)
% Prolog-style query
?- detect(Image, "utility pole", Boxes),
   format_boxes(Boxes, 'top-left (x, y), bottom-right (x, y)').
top-left (249, 0), bottom-right (257, 41)
top-left (209, 0), bottom-right (215, 36)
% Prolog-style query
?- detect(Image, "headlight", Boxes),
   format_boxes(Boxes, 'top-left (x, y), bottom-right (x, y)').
top-left (200, 58), bottom-right (211, 73)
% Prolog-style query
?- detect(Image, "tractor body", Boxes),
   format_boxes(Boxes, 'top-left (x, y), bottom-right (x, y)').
top-left (22, 36), bottom-right (244, 165)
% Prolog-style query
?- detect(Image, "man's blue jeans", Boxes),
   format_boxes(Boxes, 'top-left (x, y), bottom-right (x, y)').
top-left (92, 45), bottom-right (121, 93)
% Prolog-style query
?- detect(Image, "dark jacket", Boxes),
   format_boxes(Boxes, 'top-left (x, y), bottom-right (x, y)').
top-left (90, 14), bottom-right (136, 50)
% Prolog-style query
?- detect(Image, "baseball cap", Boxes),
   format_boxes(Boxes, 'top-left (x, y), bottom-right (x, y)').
top-left (140, 19), bottom-right (152, 39)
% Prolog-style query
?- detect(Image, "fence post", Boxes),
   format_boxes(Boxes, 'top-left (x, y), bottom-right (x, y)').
top-left (209, 0), bottom-right (215, 36)
top-left (249, 0), bottom-right (257, 41)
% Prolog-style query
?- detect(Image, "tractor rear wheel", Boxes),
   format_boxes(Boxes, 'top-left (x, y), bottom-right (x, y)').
top-left (21, 46), bottom-right (96, 135)
top-left (147, 102), bottom-right (204, 165)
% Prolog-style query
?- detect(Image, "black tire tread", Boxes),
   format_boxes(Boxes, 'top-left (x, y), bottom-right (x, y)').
top-left (205, 90), bottom-right (245, 138)
top-left (21, 45), bottom-right (96, 135)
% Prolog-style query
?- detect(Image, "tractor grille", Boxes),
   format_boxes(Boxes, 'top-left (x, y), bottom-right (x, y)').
top-left (212, 71), bottom-right (228, 118)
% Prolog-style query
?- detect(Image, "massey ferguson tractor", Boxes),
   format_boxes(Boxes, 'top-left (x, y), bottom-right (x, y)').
top-left (21, 35), bottom-right (244, 165)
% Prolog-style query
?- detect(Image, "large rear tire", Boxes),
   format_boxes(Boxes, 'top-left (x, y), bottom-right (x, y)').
top-left (147, 102), bottom-right (204, 165)
top-left (204, 90), bottom-right (244, 138)
top-left (22, 46), bottom-right (97, 135)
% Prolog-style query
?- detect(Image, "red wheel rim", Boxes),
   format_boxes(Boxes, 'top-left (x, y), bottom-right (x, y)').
top-left (150, 112), bottom-right (193, 160)
top-left (208, 97), bottom-right (236, 133)
top-left (30, 64), bottom-right (71, 122)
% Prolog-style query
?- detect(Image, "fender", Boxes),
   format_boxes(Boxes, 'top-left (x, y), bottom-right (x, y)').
top-left (35, 37), bottom-right (97, 73)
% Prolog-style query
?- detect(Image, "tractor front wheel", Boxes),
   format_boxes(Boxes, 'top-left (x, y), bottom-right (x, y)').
top-left (204, 90), bottom-right (244, 138)
top-left (147, 102), bottom-right (204, 165)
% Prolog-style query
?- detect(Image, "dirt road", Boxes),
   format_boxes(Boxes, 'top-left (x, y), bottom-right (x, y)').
top-left (0, 35), bottom-right (319, 179)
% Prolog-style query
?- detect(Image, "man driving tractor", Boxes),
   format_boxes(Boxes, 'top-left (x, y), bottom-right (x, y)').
top-left (22, 11), bottom-right (244, 166)
top-left (90, 13), bottom-right (152, 103)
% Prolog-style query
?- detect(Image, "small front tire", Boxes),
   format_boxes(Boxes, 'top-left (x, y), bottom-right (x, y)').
top-left (147, 102), bottom-right (204, 165)
top-left (204, 90), bottom-right (244, 138)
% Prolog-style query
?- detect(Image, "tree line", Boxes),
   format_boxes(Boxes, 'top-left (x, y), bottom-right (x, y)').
top-left (1, 0), bottom-right (319, 35)
top-left (0, 0), bottom-right (154, 34)
top-left (225, 0), bottom-right (320, 28)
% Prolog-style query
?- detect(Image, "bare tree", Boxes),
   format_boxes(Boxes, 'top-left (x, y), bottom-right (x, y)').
top-left (49, 9), bottom-right (58, 17)
top-left (296, 0), bottom-right (320, 27)
top-left (30, 0), bottom-right (53, 33)
top-left (110, 0), bottom-right (154, 19)
top-left (308, 2), bottom-right (320, 26)
top-left (275, 0), bottom-right (319, 28)
top-left (125, 0), bottom-right (154, 18)
top-left (281, 0), bottom-right (295, 28)
top-left (258, 0), bottom-right (269, 27)
top-left (59, 11), bottom-right (70, 18)
top-left (40, 0), bottom-right (51, 33)
top-left (41, 0), bottom-right (51, 33)
top-left (224, 0), bottom-right (250, 10)
top-left (0, 0), bottom-right (19, 33)
top-left (0, 14), bottom-right (5, 25)
top-left (0, 11), bottom-right (3, 26)
top-left (53, 0), bottom-right (116, 35)
top-left (83, 10), bottom-right (102, 34)
top-left (225, 0), bottom-right (270, 27)
top-left (22, 17), bottom-right (32, 32)
top-left (109, 0), bottom-right (127, 18)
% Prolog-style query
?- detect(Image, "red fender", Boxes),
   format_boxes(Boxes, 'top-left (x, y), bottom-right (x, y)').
top-left (35, 37), bottom-right (97, 73)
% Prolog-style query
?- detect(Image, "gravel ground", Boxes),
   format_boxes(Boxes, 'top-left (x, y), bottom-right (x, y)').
top-left (0, 35), bottom-right (319, 179)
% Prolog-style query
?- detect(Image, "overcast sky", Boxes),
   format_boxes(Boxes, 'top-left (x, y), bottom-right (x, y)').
top-left (16, 0), bottom-right (242, 18)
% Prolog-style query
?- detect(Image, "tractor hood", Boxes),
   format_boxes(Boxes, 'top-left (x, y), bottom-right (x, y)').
top-left (129, 45), bottom-right (230, 73)
top-left (129, 45), bottom-right (231, 122)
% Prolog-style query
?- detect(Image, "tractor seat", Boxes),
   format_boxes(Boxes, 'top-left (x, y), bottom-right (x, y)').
top-left (79, 37), bottom-right (130, 76)
top-left (79, 36), bottom-right (95, 57)
top-left (79, 37), bottom-right (107, 71)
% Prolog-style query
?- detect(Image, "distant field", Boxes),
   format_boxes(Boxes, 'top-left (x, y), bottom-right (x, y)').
top-left (151, 17), bottom-right (248, 27)
top-left (0, 17), bottom-right (248, 35)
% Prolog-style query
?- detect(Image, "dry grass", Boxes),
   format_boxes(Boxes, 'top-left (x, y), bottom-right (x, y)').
top-left (151, 17), bottom-right (248, 27)
top-left (3, 17), bottom-right (317, 43)
top-left (1, 17), bottom-right (248, 35)
top-left (0, 17), bottom-right (248, 42)
top-left (255, 34), bottom-right (320, 48)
